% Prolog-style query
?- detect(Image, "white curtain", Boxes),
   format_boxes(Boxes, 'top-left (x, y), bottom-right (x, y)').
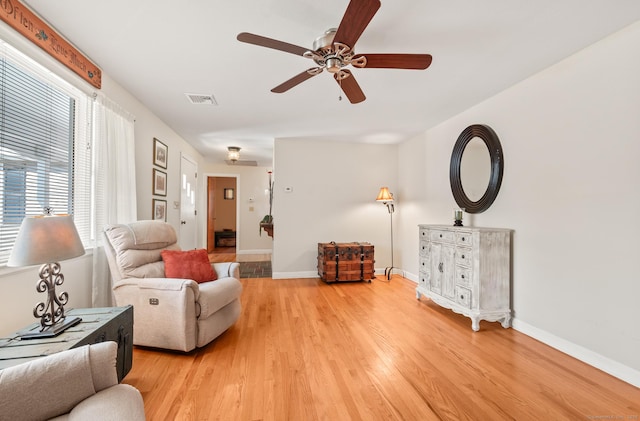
top-left (91, 96), bottom-right (137, 307)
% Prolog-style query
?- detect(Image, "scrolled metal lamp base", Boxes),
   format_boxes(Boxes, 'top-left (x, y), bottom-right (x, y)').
top-left (20, 262), bottom-right (81, 340)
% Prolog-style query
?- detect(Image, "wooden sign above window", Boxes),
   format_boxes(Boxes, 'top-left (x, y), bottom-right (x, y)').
top-left (0, 0), bottom-right (102, 88)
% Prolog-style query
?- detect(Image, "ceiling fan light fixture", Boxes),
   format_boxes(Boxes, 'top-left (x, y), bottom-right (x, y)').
top-left (227, 146), bottom-right (241, 162)
top-left (326, 57), bottom-right (342, 73)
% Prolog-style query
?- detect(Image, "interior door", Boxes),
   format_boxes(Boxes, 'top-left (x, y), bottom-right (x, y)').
top-left (179, 154), bottom-right (197, 250)
top-left (206, 176), bottom-right (238, 252)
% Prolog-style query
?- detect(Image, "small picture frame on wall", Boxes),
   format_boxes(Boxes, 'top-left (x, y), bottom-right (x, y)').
top-left (224, 188), bottom-right (234, 200)
top-left (153, 168), bottom-right (167, 196)
top-left (153, 138), bottom-right (168, 169)
top-left (153, 199), bottom-right (167, 221)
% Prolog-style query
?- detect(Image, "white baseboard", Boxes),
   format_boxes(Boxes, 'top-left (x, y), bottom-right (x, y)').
top-left (403, 271), bottom-right (418, 283)
top-left (273, 267), bottom-right (403, 280)
top-left (272, 271), bottom-right (318, 279)
top-left (236, 249), bottom-right (272, 255)
top-left (512, 319), bottom-right (640, 388)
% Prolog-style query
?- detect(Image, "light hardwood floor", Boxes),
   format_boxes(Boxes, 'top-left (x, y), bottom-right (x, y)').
top-left (123, 276), bottom-right (640, 420)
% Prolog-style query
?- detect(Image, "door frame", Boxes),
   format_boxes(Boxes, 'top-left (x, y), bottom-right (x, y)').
top-left (203, 172), bottom-right (240, 252)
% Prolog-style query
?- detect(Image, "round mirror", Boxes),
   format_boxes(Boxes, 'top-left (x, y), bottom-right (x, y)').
top-left (460, 137), bottom-right (491, 202)
top-left (450, 124), bottom-right (504, 214)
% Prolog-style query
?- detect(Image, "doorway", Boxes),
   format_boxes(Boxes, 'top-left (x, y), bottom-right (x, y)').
top-left (207, 176), bottom-right (238, 256)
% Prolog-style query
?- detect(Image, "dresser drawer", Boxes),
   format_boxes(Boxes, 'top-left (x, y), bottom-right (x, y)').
top-left (419, 228), bottom-right (429, 240)
top-left (455, 231), bottom-right (473, 246)
top-left (430, 230), bottom-right (455, 243)
top-left (419, 273), bottom-right (428, 289)
top-left (419, 258), bottom-right (429, 274)
top-left (456, 286), bottom-right (472, 308)
top-left (455, 248), bottom-right (472, 267)
top-left (455, 266), bottom-right (472, 286)
top-left (419, 241), bottom-right (430, 257)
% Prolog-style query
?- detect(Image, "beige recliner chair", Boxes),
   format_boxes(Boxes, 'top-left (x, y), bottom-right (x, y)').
top-left (103, 220), bottom-right (242, 352)
top-left (0, 341), bottom-right (145, 420)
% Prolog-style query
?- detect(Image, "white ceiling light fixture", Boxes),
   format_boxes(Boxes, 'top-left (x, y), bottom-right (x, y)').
top-left (225, 146), bottom-right (258, 166)
top-left (227, 146), bottom-right (241, 163)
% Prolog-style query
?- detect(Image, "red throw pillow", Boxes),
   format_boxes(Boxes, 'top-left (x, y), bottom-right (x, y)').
top-left (161, 249), bottom-right (217, 283)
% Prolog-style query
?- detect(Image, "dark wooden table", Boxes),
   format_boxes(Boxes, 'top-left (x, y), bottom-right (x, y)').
top-left (0, 306), bottom-right (133, 381)
top-left (215, 230), bottom-right (236, 247)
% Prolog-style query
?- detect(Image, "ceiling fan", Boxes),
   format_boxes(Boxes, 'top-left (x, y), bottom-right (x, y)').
top-left (237, 0), bottom-right (432, 104)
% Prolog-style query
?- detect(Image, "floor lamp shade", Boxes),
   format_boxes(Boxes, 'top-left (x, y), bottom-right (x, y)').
top-left (376, 187), bottom-right (394, 203)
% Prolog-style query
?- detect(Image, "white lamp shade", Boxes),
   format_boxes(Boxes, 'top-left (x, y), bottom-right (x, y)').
top-left (7, 214), bottom-right (85, 267)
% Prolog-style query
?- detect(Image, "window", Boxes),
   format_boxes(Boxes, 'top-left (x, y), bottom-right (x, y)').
top-left (0, 39), bottom-right (92, 265)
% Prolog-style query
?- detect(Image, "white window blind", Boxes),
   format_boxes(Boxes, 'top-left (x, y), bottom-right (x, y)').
top-left (0, 39), bottom-right (92, 265)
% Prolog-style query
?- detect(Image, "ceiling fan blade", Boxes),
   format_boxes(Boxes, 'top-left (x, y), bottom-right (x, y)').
top-left (333, 0), bottom-right (381, 48)
top-left (354, 54), bottom-right (433, 69)
top-left (334, 70), bottom-right (366, 104)
top-left (271, 68), bottom-right (322, 93)
top-left (237, 32), bottom-right (309, 56)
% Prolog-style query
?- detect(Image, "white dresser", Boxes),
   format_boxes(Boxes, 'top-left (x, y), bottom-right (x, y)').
top-left (416, 225), bottom-right (512, 331)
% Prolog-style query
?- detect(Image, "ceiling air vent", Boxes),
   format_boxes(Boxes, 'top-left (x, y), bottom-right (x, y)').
top-left (185, 93), bottom-right (218, 105)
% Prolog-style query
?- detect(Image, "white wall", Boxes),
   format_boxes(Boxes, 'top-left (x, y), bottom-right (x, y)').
top-left (397, 21), bottom-right (640, 382)
top-left (272, 138), bottom-right (397, 277)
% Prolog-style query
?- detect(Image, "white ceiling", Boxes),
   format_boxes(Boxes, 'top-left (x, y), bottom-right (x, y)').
top-left (22, 1), bottom-right (640, 166)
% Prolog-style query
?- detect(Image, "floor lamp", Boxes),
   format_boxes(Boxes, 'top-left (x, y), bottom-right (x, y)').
top-left (376, 187), bottom-right (395, 280)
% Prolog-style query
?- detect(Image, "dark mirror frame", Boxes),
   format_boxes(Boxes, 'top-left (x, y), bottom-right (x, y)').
top-left (449, 124), bottom-right (504, 214)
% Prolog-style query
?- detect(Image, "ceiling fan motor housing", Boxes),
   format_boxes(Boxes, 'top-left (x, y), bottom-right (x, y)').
top-left (312, 28), bottom-right (338, 51)
top-left (306, 28), bottom-right (362, 74)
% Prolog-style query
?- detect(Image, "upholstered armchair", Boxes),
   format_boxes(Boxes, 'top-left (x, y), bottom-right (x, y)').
top-left (0, 341), bottom-right (145, 420)
top-left (103, 220), bottom-right (242, 352)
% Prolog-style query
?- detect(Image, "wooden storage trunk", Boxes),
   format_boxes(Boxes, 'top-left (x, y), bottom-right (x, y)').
top-left (317, 242), bottom-right (375, 282)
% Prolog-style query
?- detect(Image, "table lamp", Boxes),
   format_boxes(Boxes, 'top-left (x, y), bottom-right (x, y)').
top-left (7, 212), bottom-right (86, 339)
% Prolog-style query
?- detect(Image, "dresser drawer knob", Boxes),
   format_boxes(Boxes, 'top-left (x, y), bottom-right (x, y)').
top-left (439, 234), bottom-right (443, 238)
top-left (462, 237), bottom-right (466, 241)
top-left (461, 255), bottom-right (465, 259)
top-left (461, 275), bottom-right (465, 279)
top-left (438, 262), bottom-right (443, 273)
